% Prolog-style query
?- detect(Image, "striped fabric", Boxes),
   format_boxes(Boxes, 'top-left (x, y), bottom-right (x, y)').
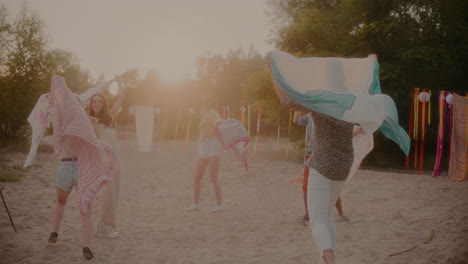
top-left (23, 79), bottom-right (114, 168)
top-left (215, 118), bottom-right (249, 171)
top-left (49, 75), bottom-right (115, 212)
top-left (448, 93), bottom-right (468, 181)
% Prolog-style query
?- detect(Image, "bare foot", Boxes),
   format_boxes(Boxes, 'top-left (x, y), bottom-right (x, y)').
top-left (322, 249), bottom-right (335, 264)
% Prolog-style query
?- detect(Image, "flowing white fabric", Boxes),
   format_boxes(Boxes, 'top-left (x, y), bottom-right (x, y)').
top-left (134, 105), bottom-right (154, 152)
top-left (268, 50), bottom-right (410, 156)
top-left (23, 94), bottom-right (50, 168)
top-left (268, 50), bottom-right (410, 181)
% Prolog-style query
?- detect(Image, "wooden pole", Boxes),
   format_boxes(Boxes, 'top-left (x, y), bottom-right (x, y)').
top-left (0, 188), bottom-right (17, 233)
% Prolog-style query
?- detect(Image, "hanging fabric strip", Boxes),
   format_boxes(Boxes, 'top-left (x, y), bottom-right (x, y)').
top-left (173, 108), bottom-right (182, 149)
top-left (432, 91), bottom-right (444, 176)
top-left (285, 109), bottom-right (292, 160)
top-left (247, 104), bottom-right (251, 137)
top-left (414, 88), bottom-right (420, 169)
top-left (253, 104), bottom-right (262, 155)
top-left (185, 109), bottom-right (192, 151)
top-left (419, 88), bottom-right (427, 174)
top-left (405, 88), bottom-right (415, 169)
top-left (428, 90), bottom-right (432, 125)
top-left (276, 122), bottom-right (281, 152)
top-left (448, 93), bottom-right (468, 181)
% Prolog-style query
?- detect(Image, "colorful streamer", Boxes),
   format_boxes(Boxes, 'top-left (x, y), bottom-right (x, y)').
top-left (185, 109), bottom-right (192, 151)
top-left (405, 88), bottom-right (415, 169)
top-left (172, 108), bottom-right (182, 149)
top-left (247, 104), bottom-right (251, 137)
top-left (433, 91), bottom-right (447, 176)
top-left (413, 88), bottom-right (420, 170)
top-left (448, 93), bottom-right (468, 182)
top-left (276, 122), bottom-right (281, 152)
top-left (419, 88), bottom-right (428, 174)
top-left (285, 109), bottom-right (293, 160)
top-left (253, 104), bottom-right (262, 155)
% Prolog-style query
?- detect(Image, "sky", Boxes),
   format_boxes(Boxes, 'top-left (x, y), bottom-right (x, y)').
top-left (2, 0), bottom-right (274, 83)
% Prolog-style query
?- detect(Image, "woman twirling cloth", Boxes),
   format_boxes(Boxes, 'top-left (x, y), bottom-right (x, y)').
top-left (49, 75), bottom-right (115, 213)
top-left (267, 51), bottom-right (409, 262)
top-left (268, 51), bottom-right (410, 172)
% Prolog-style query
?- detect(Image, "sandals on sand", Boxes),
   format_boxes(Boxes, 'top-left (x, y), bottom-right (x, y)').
top-left (297, 215), bottom-right (309, 223)
top-left (83, 247), bottom-right (95, 260)
top-left (48, 232), bottom-right (58, 243)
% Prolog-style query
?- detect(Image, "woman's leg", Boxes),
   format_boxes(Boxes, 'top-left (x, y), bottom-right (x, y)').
top-left (208, 156), bottom-right (221, 206)
top-left (335, 197), bottom-right (343, 216)
top-left (52, 187), bottom-right (71, 233)
top-left (194, 157), bottom-right (209, 204)
top-left (307, 168), bottom-right (345, 263)
top-left (302, 166), bottom-right (310, 220)
top-left (80, 204), bottom-right (93, 248)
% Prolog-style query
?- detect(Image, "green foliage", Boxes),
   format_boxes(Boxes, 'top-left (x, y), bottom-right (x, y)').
top-left (0, 5), bottom-right (94, 141)
top-left (0, 155), bottom-right (25, 182)
top-left (266, 0), bottom-right (468, 168)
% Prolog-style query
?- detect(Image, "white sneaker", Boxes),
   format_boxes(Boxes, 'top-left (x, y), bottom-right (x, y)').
top-left (211, 205), bottom-right (224, 212)
top-left (337, 215), bottom-right (350, 222)
top-left (97, 231), bottom-right (120, 239)
top-left (188, 204), bottom-right (200, 211)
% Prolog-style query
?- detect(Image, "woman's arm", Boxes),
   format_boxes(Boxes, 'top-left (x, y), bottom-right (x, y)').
top-left (352, 125), bottom-right (365, 137)
top-left (109, 81), bottom-right (125, 121)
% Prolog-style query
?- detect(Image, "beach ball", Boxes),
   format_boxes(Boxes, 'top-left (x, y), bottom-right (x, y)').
top-left (445, 93), bottom-right (453, 105)
top-left (240, 106), bottom-right (246, 113)
top-left (418, 91), bottom-right (430, 102)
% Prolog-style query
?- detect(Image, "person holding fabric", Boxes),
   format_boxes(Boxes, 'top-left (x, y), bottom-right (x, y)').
top-left (48, 132), bottom-right (96, 260)
top-left (268, 51), bottom-right (410, 264)
top-left (293, 111), bottom-right (349, 223)
top-left (46, 75), bottom-right (116, 260)
top-left (188, 95), bottom-right (224, 212)
top-left (88, 79), bottom-right (125, 238)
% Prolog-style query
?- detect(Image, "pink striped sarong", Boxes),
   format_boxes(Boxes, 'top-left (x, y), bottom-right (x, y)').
top-left (49, 75), bottom-right (115, 212)
top-left (215, 118), bottom-right (249, 171)
top-left (448, 93), bottom-right (468, 181)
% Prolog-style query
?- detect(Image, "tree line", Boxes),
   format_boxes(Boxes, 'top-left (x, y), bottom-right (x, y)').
top-left (1, 1), bottom-right (467, 169)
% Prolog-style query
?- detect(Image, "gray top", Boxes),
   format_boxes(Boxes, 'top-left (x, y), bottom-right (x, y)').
top-left (305, 111), bottom-right (354, 181)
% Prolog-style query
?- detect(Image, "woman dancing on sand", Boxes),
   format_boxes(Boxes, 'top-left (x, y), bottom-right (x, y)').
top-left (188, 95), bottom-right (224, 212)
top-left (293, 111), bottom-right (349, 223)
top-left (88, 80), bottom-right (125, 238)
top-left (45, 75), bottom-right (117, 260)
top-left (268, 51), bottom-right (410, 264)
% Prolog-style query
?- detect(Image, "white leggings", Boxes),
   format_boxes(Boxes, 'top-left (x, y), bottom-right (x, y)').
top-left (307, 168), bottom-right (345, 257)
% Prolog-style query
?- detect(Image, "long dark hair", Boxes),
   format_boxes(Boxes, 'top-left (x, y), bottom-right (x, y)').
top-left (89, 94), bottom-right (115, 128)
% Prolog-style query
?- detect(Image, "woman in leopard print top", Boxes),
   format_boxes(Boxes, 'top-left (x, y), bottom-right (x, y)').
top-left (287, 100), bottom-right (360, 264)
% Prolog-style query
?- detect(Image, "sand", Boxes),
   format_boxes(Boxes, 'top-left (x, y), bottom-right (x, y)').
top-left (0, 137), bottom-right (467, 264)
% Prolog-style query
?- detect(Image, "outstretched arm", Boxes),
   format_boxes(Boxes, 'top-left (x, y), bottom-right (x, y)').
top-left (109, 81), bottom-right (125, 121)
top-left (78, 79), bottom-right (116, 108)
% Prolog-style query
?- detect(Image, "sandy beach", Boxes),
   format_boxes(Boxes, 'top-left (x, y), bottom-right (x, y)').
top-left (0, 137), bottom-right (467, 264)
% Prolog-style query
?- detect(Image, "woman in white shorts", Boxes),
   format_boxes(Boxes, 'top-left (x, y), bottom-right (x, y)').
top-left (188, 95), bottom-right (224, 212)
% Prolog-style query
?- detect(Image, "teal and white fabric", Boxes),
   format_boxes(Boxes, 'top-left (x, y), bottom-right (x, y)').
top-left (267, 50), bottom-right (409, 155)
